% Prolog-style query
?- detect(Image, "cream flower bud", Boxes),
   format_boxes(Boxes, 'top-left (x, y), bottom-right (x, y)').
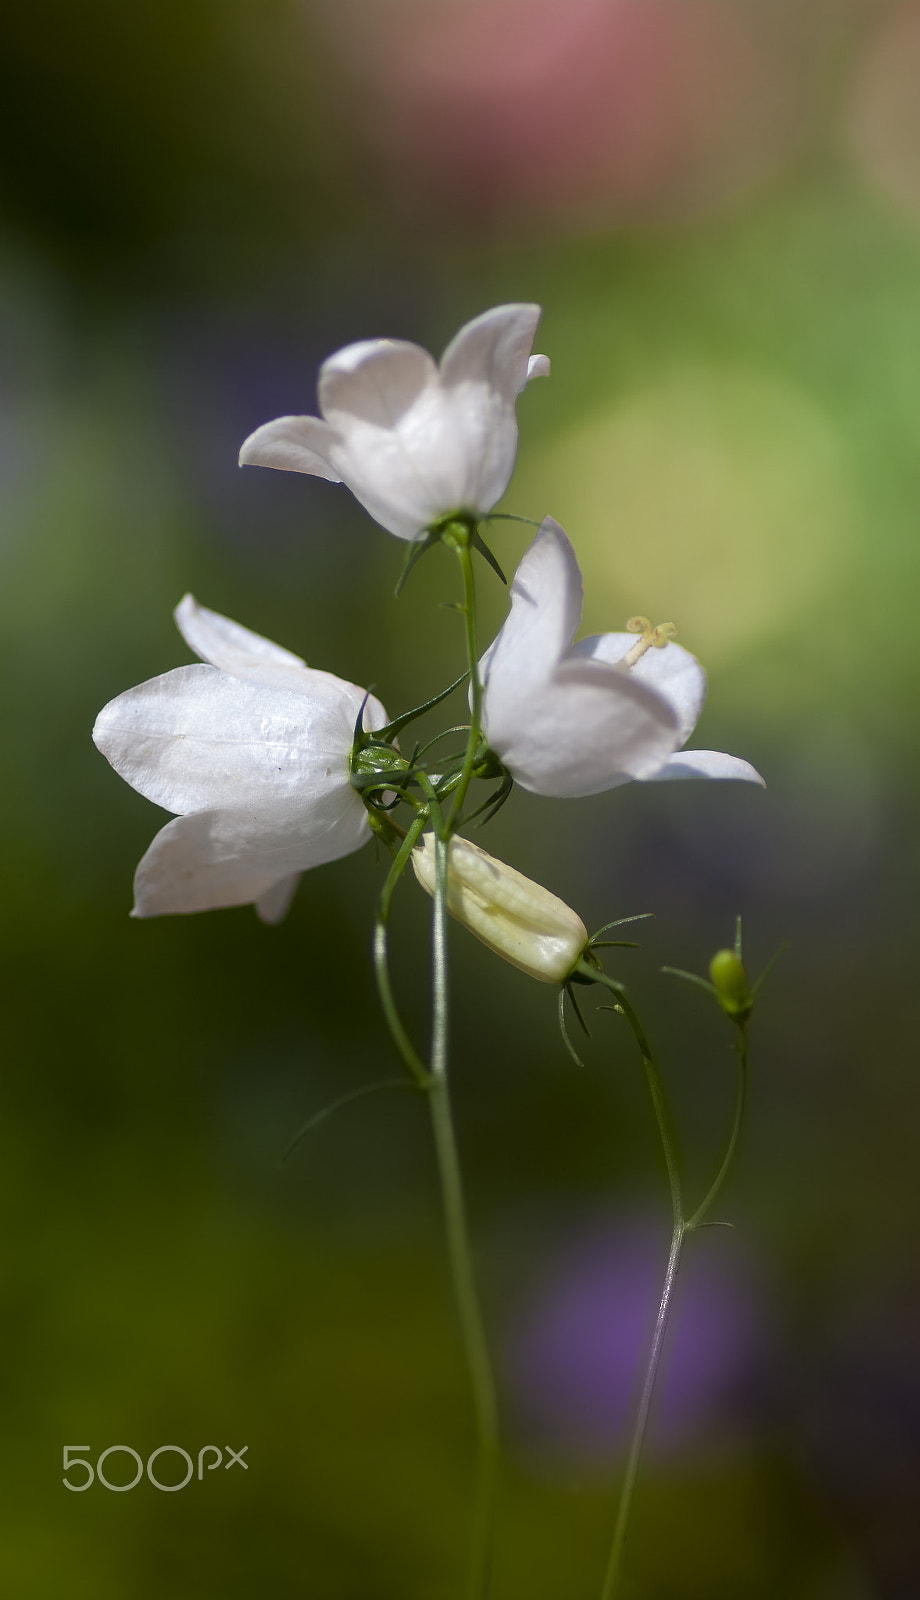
top-left (411, 835), bottom-right (588, 984)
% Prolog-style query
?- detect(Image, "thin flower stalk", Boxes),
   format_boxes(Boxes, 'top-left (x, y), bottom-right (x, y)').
top-left (575, 959), bottom-right (752, 1600)
top-left (414, 769), bottom-right (501, 1600)
top-left (370, 755), bottom-right (499, 1599)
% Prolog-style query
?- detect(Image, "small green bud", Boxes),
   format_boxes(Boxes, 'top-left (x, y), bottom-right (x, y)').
top-left (709, 948), bottom-right (752, 1021)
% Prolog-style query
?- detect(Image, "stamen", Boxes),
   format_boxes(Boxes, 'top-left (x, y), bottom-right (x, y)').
top-left (617, 618), bottom-right (678, 669)
top-left (650, 622), bottom-right (677, 648)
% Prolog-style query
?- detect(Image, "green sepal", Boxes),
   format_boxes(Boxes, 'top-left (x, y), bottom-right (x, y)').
top-left (424, 510), bottom-right (508, 582)
top-left (749, 941), bottom-right (789, 1001)
top-left (379, 668), bottom-right (470, 744)
top-left (589, 913), bottom-right (653, 945)
top-left (483, 512), bottom-right (541, 529)
top-left (558, 987), bottom-right (589, 1069)
top-left (470, 527), bottom-right (507, 584)
top-left (661, 965), bottom-right (718, 999)
top-left (468, 775), bottom-right (514, 829)
top-left (395, 530), bottom-right (440, 598)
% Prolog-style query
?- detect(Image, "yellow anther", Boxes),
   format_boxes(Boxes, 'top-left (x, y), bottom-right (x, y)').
top-left (618, 617), bottom-right (678, 669)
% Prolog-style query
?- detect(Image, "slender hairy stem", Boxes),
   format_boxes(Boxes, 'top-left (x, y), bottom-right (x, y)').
top-left (426, 824), bottom-right (499, 1600)
top-left (584, 968), bottom-right (683, 1227)
top-left (577, 964), bottom-right (685, 1600)
top-left (579, 963), bottom-right (752, 1599)
top-left (371, 534), bottom-right (500, 1596)
top-left (373, 812), bottom-right (432, 1090)
top-left (686, 1025), bottom-right (748, 1232)
top-left (601, 1220), bottom-right (683, 1600)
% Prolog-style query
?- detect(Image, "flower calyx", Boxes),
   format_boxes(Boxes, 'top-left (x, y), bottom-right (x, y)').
top-left (348, 720), bottom-right (413, 806)
top-left (395, 513), bottom-right (507, 597)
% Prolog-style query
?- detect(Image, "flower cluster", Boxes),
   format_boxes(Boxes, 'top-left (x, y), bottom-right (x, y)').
top-left (95, 303), bottom-right (762, 970)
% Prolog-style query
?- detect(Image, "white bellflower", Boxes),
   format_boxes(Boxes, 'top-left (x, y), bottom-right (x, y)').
top-left (480, 519), bottom-right (764, 799)
top-left (93, 598), bottom-right (387, 921)
top-left (239, 304), bottom-right (549, 540)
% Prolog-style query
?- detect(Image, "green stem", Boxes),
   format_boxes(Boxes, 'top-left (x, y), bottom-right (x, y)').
top-left (580, 964), bottom-right (752, 1599)
top-left (584, 968), bottom-right (683, 1228)
top-left (389, 762), bottom-right (497, 1594)
top-left (602, 1220), bottom-right (683, 1600)
top-left (446, 530), bottom-right (483, 831)
top-left (578, 965), bottom-right (684, 1600)
top-left (373, 813), bottom-right (432, 1090)
top-left (371, 531), bottom-right (499, 1596)
top-left (686, 1025), bottom-right (748, 1232)
top-left (427, 828), bottom-right (499, 1600)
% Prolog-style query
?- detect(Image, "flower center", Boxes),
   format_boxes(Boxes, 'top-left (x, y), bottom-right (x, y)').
top-left (617, 615), bottom-right (677, 669)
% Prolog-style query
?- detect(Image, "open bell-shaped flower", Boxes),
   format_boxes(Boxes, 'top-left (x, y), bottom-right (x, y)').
top-left (239, 304), bottom-right (549, 541)
top-left (92, 597), bottom-right (388, 921)
top-left (411, 834), bottom-right (589, 983)
top-left (479, 518), bottom-right (764, 799)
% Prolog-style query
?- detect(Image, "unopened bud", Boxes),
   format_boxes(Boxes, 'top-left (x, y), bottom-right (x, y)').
top-left (709, 949), bottom-right (752, 1020)
top-left (411, 835), bottom-right (588, 984)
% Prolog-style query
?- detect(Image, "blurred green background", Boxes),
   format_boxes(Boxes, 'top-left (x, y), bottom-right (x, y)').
top-left (2, 2), bottom-right (919, 1596)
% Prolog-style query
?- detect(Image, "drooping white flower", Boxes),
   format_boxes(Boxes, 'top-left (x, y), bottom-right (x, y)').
top-left (93, 597), bottom-right (388, 921)
top-left (411, 834), bottom-right (588, 983)
top-left (479, 518), bottom-right (764, 799)
top-left (238, 304), bottom-right (549, 540)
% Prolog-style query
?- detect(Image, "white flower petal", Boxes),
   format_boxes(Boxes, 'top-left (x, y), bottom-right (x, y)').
top-left (647, 750), bottom-right (766, 785)
top-left (480, 517), bottom-right (583, 696)
top-left (174, 594), bottom-right (324, 697)
top-left (527, 354), bottom-right (551, 381)
top-left (315, 339), bottom-right (453, 538)
top-left (238, 414), bottom-right (341, 478)
top-left (439, 304), bottom-right (543, 401)
top-left (318, 338), bottom-right (440, 429)
top-left (132, 800), bottom-right (371, 918)
top-left (255, 873), bottom-right (302, 924)
top-left (323, 400), bottom-right (465, 540)
top-left (487, 656), bottom-right (681, 799)
top-left (572, 633), bottom-right (707, 746)
top-left (93, 664), bottom-right (375, 816)
top-left (434, 304), bottom-right (545, 515)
